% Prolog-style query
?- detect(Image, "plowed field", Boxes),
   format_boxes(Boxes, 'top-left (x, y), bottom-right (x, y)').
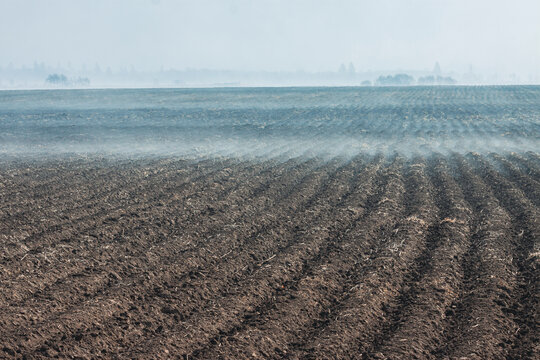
top-left (0, 152), bottom-right (538, 359)
top-left (0, 87), bottom-right (538, 359)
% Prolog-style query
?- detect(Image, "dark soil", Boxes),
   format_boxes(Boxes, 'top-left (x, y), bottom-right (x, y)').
top-left (0, 153), bottom-right (538, 359)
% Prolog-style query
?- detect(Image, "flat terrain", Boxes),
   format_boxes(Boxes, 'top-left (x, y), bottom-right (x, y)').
top-left (0, 152), bottom-right (538, 359)
top-left (0, 86), bottom-right (538, 358)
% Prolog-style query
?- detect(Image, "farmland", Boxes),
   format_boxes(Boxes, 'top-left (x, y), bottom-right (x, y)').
top-left (0, 86), bottom-right (538, 359)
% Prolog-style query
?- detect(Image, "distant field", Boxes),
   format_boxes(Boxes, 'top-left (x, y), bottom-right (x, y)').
top-left (0, 87), bottom-right (538, 358)
top-left (0, 86), bottom-right (539, 157)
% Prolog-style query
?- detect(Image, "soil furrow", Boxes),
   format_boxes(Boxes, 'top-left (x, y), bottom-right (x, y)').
top-left (0, 158), bottom-right (309, 321)
top-left (185, 156), bottom-right (388, 359)
top-left (0, 157), bottom-right (134, 205)
top-left (468, 154), bottom-right (539, 360)
top-left (293, 157), bottom-right (437, 359)
top-left (489, 153), bottom-right (540, 207)
top-left (525, 152), bottom-right (540, 169)
top-left (49, 156), bottom-right (357, 358)
top-left (0, 158), bottom-right (241, 279)
top-left (0, 158), bottom-right (283, 308)
top-left (1, 157), bottom-right (334, 355)
top-left (367, 155), bottom-right (473, 359)
top-left (0, 157), bottom-right (224, 257)
top-left (0, 158), bottom-right (189, 232)
top-left (433, 154), bottom-right (520, 359)
top-left (506, 153), bottom-right (540, 180)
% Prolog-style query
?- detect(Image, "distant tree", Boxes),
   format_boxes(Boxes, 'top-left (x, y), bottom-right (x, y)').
top-left (375, 74), bottom-right (414, 86)
top-left (361, 80), bottom-right (372, 86)
top-left (394, 74), bottom-right (414, 85)
top-left (347, 62), bottom-right (356, 75)
top-left (73, 77), bottom-right (90, 86)
top-left (45, 73), bottom-right (68, 85)
top-left (374, 75), bottom-right (388, 86)
top-left (338, 63), bottom-right (347, 74)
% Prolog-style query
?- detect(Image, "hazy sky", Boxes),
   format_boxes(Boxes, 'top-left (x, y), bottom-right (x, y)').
top-left (1, 0), bottom-right (539, 77)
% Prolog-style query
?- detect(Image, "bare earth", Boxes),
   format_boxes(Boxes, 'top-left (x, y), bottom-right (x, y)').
top-left (0, 152), bottom-right (538, 359)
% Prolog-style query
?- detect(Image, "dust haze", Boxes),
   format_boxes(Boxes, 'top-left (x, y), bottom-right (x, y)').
top-left (1, 0), bottom-right (540, 87)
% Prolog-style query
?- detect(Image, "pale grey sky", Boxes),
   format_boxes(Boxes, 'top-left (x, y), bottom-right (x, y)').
top-left (1, 0), bottom-right (539, 77)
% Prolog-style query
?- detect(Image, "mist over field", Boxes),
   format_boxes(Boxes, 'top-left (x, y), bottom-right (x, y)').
top-left (1, 86), bottom-right (539, 159)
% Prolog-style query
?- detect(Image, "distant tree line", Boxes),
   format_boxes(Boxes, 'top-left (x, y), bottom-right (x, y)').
top-left (370, 73), bottom-right (457, 86)
top-left (46, 73), bottom-right (90, 87)
top-left (375, 74), bottom-right (414, 86)
top-left (46, 73), bottom-right (68, 85)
